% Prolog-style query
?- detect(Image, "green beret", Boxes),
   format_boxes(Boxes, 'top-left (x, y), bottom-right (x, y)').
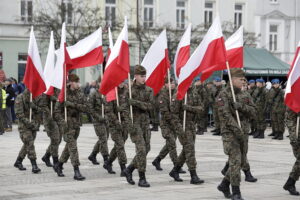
top-left (134, 65), bottom-right (146, 75)
top-left (230, 68), bottom-right (245, 78)
top-left (68, 73), bottom-right (80, 82)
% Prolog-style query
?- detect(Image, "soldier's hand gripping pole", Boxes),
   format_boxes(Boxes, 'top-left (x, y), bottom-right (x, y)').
top-left (128, 73), bottom-right (134, 124)
top-left (183, 93), bottom-right (187, 132)
top-left (226, 61), bottom-right (241, 127)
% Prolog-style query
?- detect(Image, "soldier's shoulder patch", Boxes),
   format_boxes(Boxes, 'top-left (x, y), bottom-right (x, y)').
top-left (217, 98), bottom-right (224, 106)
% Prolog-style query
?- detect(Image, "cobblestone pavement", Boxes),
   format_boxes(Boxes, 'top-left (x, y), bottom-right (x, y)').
top-left (0, 124), bottom-right (298, 200)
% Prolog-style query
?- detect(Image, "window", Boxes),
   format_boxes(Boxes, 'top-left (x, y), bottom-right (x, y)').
top-left (62, 0), bottom-right (73, 24)
top-left (234, 4), bottom-right (243, 28)
top-left (176, 0), bottom-right (186, 29)
top-left (144, 0), bottom-right (154, 28)
top-left (105, 0), bottom-right (116, 27)
top-left (21, 0), bottom-right (32, 23)
top-left (18, 53), bottom-right (27, 82)
top-left (204, 2), bottom-right (213, 28)
top-left (269, 25), bottom-right (278, 51)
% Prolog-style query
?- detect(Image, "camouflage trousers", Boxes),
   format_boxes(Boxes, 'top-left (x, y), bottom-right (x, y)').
top-left (213, 105), bottom-right (220, 130)
top-left (130, 118), bottom-right (151, 173)
top-left (18, 130), bottom-right (37, 160)
top-left (92, 123), bottom-right (109, 157)
top-left (222, 133), bottom-right (248, 186)
top-left (59, 128), bottom-right (80, 166)
top-left (157, 122), bottom-right (178, 166)
top-left (289, 144), bottom-right (300, 181)
top-left (250, 119), bottom-right (257, 132)
top-left (109, 127), bottom-right (128, 165)
top-left (271, 111), bottom-right (285, 133)
top-left (176, 122), bottom-right (197, 171)
top-left (255, 108), bottom-right (266, 131)
top-left (150, 106), bottom-right (160, 126)
top-left (45, 119), bottom-right (62, 157)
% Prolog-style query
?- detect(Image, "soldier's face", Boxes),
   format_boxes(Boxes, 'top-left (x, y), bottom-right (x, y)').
top-left (135, 75), bottom-right (146, 85)
top-left (273, 83), bottom-right (280, 88)
top-left (70, 81), bottom-right (80, 90)
top-left (232, 77), bottom-right (246, 89)
top-left (256, 82), bottom-right (263, 88)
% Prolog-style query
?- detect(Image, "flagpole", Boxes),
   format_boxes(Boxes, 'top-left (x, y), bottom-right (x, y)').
top-left (50, 100), bottom-right (53, 117)
top-left (29, 93), bottom-right (32, 122)
top-left (226, 61), bottom-right (241, 127)
top-left (296, 115), bottom-right (299, 138)
top-left (183, 93), bottom-right (187, 132)
top-left (64, 64), bottom-right (67, 122)
top-left (128, 73), bottom-right (133, 124)
top-left (100, 65), bottom-right (105, 118)
top-left (167, 69), bottom-right (172, 104)
top-left (115, 87), bottom-right (121, 123)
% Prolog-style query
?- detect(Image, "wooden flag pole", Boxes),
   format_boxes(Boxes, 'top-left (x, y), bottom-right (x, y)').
top-left (128, 73), bottom-right (133, 124)
top-left (115, 87), bottom-right (121, 123)
top-left (29, 93), bottom-right (32, 122)
top-left (296, 115), bottom-right (299, 139)
top-left (226, 61), bottom-right (241, 127)
top-left (167, 69), bottom-right (172, 104)
top-left (64, 64), bottom-right (67, 122)
top-left (183, 93), bottom-right (187, 132)
top-left (50, 100), bottom-right (53, 117)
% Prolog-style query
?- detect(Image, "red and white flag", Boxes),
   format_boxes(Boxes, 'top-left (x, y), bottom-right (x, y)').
top-left (23, 27), bottom-right (46, 98)
top-left (105, 27), bottom-right (117, 102)
top-left (51, 23), bottom-right (72, 102)
top-left (177, 16), bottom-right (226, 100)
top-left (100, 18), bottom-right (130, 95)
top-left (44, 31), bottom-right (56, 96)
top-left (174, 24), bottom-right (191, 79)
top-left (67, 28), bottom-right (104, 70)
top-left (201, 26), bottom-right (243, 81)
top-left (142, 29), bottom-right (170, 95)
top-left (285, 52), bottom-right (300, 112)
top-left (288, 41), bottom-right (300, 77)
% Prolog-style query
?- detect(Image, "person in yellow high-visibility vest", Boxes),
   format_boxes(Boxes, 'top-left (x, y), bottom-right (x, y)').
top-left (0, 82), bottom-right (6, 135)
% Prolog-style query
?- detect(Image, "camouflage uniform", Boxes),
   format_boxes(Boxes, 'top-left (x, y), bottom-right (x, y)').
top-left (87, 89), bottom-right (109, 164)
top-left (194, 84), bottom-right (209, 135)
top-left (267, 87), bottom-right (286, 139)
top-left (252, 86), bottom-right (267, 138)
top-left (284, 108), bottom-right (300, 195)
top-left (217, 86), bottom-right (256, 187)
top-left (150, 94), bottom-right (160, 131)
top-left (14, 89), bottom-right (42, 173)
top-left (248, 85), bottom-right (257, 134)
top-left (212, 85), bottom-right (223, 134)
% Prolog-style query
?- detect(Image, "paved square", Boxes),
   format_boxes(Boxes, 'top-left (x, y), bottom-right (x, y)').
top-left (0, 124), bottom-right (298, 200)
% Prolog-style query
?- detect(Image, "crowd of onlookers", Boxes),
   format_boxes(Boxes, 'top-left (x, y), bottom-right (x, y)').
top-left (0, 77), bottom-right (25, 135)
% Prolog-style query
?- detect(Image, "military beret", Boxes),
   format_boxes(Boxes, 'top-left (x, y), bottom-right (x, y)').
top-left (248, 79), bottom-right (255, 84)
top-left (230, 68), bottom-right (245, 78)
top-left (134, 65), bottom-right (146, 75)
top-left (271, 79), bottom-right (280, 84)
top-left (195, 77), bottom-right (200, 81)
top-left (256, 79), bottom-right (265, 83)
top-left (214, 77), bottom-right (221, 82)
top-left (68, 73), bottom-right (80, 82)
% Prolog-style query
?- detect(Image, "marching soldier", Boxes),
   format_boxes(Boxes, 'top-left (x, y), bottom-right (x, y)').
top-left (247, 79), bottom-right (257, 135)
top-left (211, 77), bottom-right (223, 136)
top-left (217, 68), bottom-right (256, 200)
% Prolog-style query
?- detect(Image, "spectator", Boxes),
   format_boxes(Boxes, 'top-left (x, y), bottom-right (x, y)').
top-left (4, 78), bottom-right (15, 132)
top-left (89, 80), bottom-right (97, 95)
top-left (83, 82), bottom-right (90, 96)
top-left (17, 81), bottom-right (25, 94)
top-left (0, 83), bottom-right (6, 135)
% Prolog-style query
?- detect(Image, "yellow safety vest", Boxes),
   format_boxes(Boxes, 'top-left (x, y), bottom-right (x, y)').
top-left (1, 89), bottom-right (6, 109)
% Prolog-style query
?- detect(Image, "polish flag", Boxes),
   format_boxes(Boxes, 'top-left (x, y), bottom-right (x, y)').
top-left (142, 29), bottom-right (170, 95)
top-left (177, 16), bottom-right (226, 100)
top-left (100, 18), bottom-right (130, 95)
top-left (44, 31), bottom-right (56, 96)
top-left (288, 41), bottom-right (300, 77)
top-left (67, 27), bottom-right (104, 70)
top-left (201, 26), bottom-right (243, 81)
top-left (285, 52), bottom-right (300, 112)
top-left (105, 27), bottom-right (117, 102)
top-left (174, 24), bottom-right (191, 79)
top-left (23, 27), bottom-right (46, 98)
top-left (51, 23), bottom-right (72, 102)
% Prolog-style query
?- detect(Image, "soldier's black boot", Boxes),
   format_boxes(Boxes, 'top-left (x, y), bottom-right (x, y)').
top-left (253, 130), bottom-right (261, 138)
top-left (138, 171), bottom-right (150, 187)
top-left (30, 159), bottom-right (41, 174)
top-left (213, 129), bottom-right (221, 136)
top-left (231, 186), bottom-right (244, 200)
top-left (272, 132), bottom-right (279, 139)
top-left (169, 166), bottom-right (183, 182)
top-left (54, 161), bottom-right (64, 177)
top-left (276, 132), bottom-right (284, 140)
top-left (211, 128), bottom-right (217, 133)
top-left (120, 164), bottom-right (126, 177)
top-left (152, 156), bottom-right (163, 171)
top-left (221, 162), bottom-right (229, 176)
top-left (189, 170), bottom-right (204, 184)
top-left (283, 177), bottom-right (300, 196)
top-left (42, 152), bottom-right (53, 167)
top-left (257, 130), bottom-right (265, 139)
top-left (73, 166), bottom-right (85, 181)
top-left (178, 167), bottom-right (186, 174)
top-left (243, 170), bottom-right (257, 182)
top-left (268, 132), bottom-right (275, 136)
top-left (217, 178), bottom-right (231, 199)
top-left (151, 124), bottom-right (159, 132)
top-left (123, 164), bottom-right (135, 185)
top-left (14, 156), bottom-right (26, 170)
top-left (88, 152), bottom-right (99, 165)
top-left (103, 158), bottom-right (116, 174)
top-left (196, 126), bottom-right (204, 135)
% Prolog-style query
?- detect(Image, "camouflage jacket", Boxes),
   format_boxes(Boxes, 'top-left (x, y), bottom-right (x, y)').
top-left (267, 87), bottom-right (286, 113)
top-left (158, 87), bottom-right (175, 126)
top-left (88, 89), bottom-right (107, 125)
top-left (252, 86), bottom-right (267, 110)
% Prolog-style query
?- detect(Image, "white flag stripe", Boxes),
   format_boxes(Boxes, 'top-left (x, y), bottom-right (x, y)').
top-left (225, 26), bottom-right (243, 50)
top-left (43, 31), bottom-right (55, 90)
top-left (173, 24), bottom-right (191, 68)
top-left (108, 27), bottom-right (114, 49)
top-left (285, 53), bottom-right (300, 96)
